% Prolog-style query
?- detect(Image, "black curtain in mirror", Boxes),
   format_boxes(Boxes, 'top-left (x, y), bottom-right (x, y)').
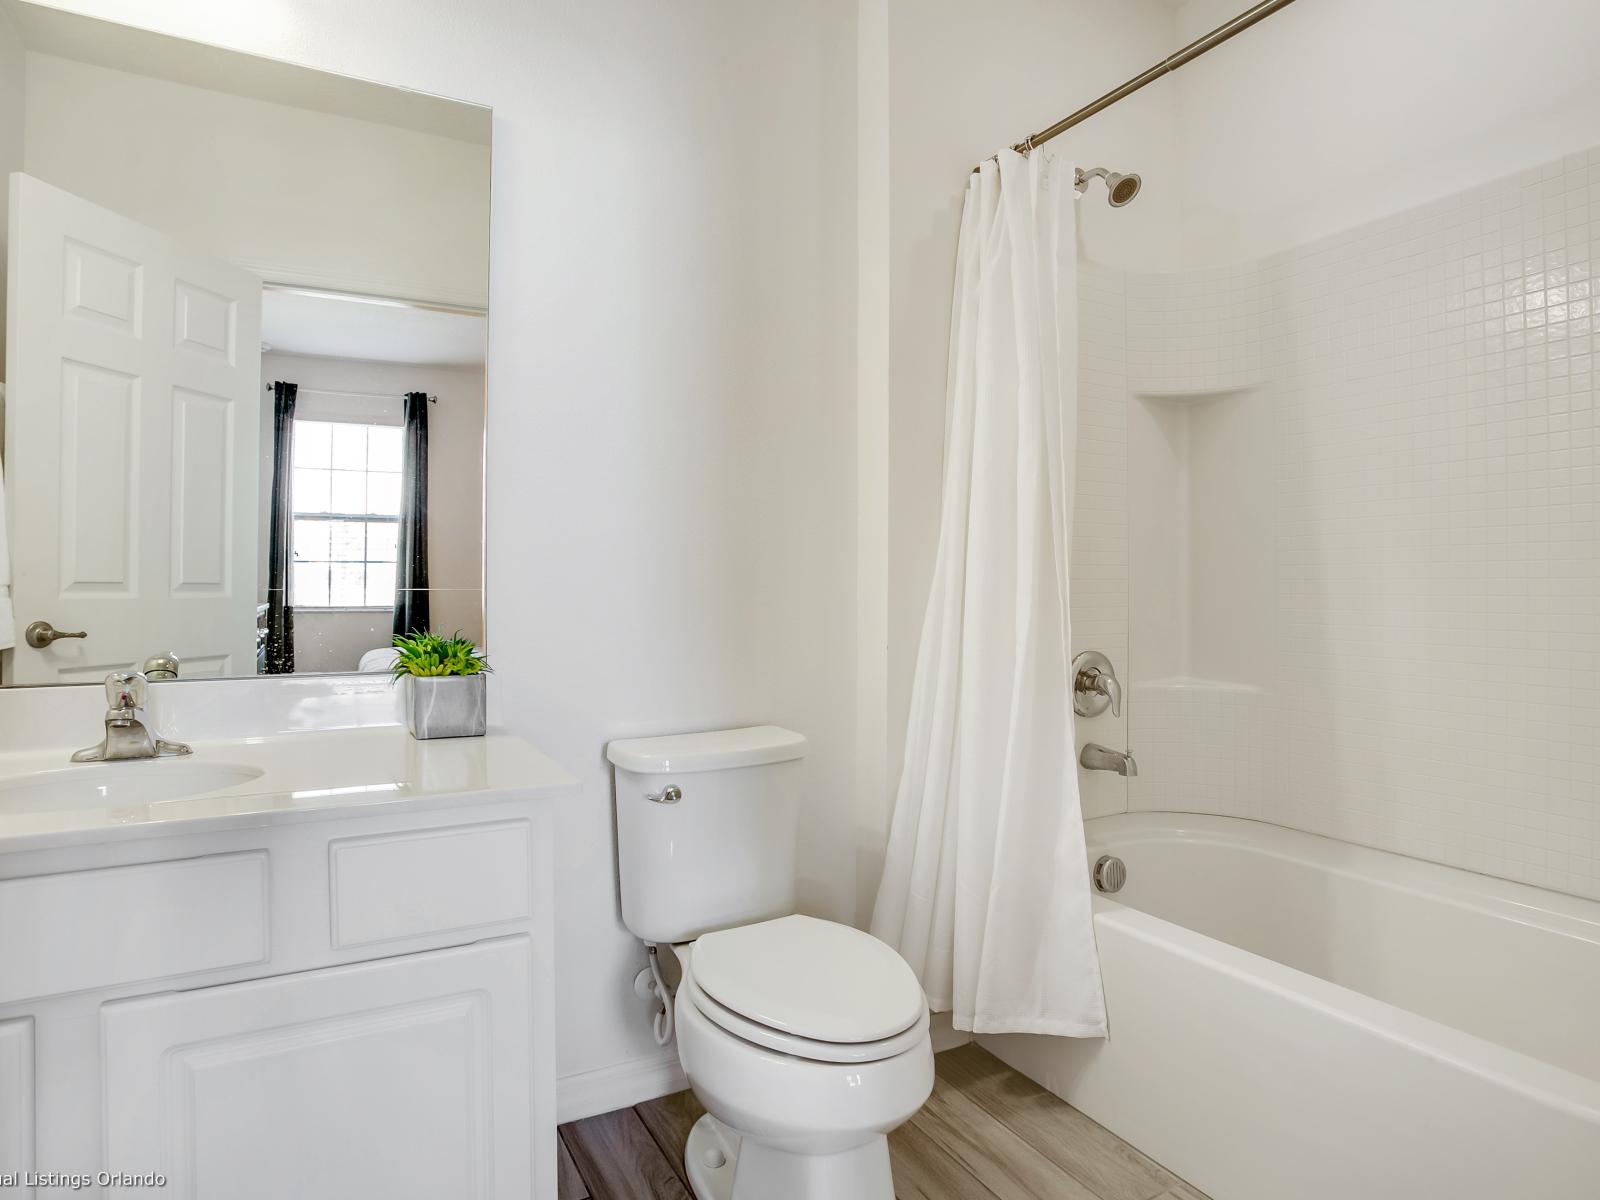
top-left (394, 391), bottom-right (431, 638)
top-left (264, 381), bottom-right (297, 674)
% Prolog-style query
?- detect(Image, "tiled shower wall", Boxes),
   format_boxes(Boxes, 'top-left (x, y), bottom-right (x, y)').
top-left (1072, 262), bottom-right (1132, 820)
top-left (1117, 148), bottom-right (1600, 901)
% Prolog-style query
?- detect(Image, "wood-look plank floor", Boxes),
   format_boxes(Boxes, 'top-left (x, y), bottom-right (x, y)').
top-left (558, 1044), bottom-right (1209, 1200)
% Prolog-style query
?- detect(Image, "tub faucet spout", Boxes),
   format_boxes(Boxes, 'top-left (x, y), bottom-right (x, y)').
top-left (1080, 743), bottom-right (1138, 777)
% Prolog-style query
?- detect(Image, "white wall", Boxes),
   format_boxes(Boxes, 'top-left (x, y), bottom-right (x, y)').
top-left (260, 351), bottom-right (486, 675)
top-left (289, 609), bottom-right (389, 674)
top-left (32, 0), bottom-right (860, 1098)
top-left (1171, 0), bottom-right (1600, 265)
top-left (855, 0), bottom-right (1184, 916)
top-left (0, 3), bottom-right (24, 382)
top-left (22, 50), bottom-right (490, 306)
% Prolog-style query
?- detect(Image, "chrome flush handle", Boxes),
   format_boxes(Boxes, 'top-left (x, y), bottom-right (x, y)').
top-left (645, 784), bottom-right (683, 805)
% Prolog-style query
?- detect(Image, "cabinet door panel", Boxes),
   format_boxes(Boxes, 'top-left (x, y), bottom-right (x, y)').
top-left (102, 938), bottom-right (531, 1199)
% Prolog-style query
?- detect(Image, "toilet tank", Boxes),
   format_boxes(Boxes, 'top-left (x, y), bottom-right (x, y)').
top-left (607, 726), bottom-right (808, 945)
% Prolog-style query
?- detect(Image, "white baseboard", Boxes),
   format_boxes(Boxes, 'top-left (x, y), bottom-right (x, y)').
top-left (556, 1047), bottom-right (688, 1124)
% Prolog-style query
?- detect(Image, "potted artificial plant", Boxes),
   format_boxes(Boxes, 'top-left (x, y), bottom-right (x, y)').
top-left (391, 632), bottom-right (491, 739)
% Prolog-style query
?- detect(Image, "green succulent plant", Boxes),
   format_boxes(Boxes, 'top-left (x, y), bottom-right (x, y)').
top-left (390, 632), bottom-right (490, 678)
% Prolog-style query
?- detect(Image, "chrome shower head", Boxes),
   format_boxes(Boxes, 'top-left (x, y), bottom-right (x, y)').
top-left (1075, 167), bottom-right (1142, 207)
top-left (1106, 172), bottom-right (1141, 207)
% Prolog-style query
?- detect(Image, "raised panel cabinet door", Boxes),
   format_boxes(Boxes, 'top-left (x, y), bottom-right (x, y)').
top-left (101, 937), bottom-right (532, 1200)
top-left (4, 172), bottom-right (262, 683)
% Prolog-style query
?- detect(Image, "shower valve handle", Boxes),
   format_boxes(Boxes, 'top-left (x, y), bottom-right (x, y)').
top-left (1072, 651), bottom-right (1123, 719)
top-left (1094, 671), bottom-right (1123, 718)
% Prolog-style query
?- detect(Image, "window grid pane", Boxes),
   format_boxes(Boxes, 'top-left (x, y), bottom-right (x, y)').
top-left (289, 418), bottom-right (405, 609)
top-left (293, 421), bottom-right (332, 468)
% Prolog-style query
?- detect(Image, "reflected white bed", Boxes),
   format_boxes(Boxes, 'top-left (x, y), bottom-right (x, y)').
top-left (983, 813), bottom-right (1600, 1200)
top-left (358, 647), bottom-right (401, 673)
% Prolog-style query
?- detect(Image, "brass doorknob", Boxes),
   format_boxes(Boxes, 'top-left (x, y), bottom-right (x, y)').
top-left (24, 620), bottom-right (88, 648)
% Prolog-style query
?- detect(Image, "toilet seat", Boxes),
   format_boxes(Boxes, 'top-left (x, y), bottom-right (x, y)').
top-left (682, 970), bottom-right (931, 1064)
top-left (683, 914), bottom-right (928, 1064)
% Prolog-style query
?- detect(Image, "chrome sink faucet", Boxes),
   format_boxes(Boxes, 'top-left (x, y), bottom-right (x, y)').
top-left (71, 672), bottom-right (192, 763)
top-left (1080, 743), bottom-right (1138, 777)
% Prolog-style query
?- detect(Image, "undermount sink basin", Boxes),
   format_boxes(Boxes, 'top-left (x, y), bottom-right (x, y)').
top-left (0, 760), bottom-right (266, 813)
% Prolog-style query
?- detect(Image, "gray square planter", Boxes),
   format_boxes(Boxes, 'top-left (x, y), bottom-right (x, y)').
top-left (404, 674), bottom-right (487, 739)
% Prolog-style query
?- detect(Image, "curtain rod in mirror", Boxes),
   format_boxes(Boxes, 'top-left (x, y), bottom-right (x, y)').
top-left (263, 384), bottom-right (437, 404)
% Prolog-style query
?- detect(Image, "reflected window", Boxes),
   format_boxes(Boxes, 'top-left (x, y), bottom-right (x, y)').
top-left (290, 420), bottom-right (402, 609)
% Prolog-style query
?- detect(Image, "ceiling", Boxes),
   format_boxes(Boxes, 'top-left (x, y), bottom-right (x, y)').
top-left (261, 289), bottom-right (486, 367)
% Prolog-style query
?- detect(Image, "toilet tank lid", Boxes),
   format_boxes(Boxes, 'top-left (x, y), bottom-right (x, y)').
top-left (606, 726), bottom-right (808, 774)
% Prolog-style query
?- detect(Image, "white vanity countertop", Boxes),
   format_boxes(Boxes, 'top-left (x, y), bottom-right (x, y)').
top-left (0, 727), bottom-right (580, 851)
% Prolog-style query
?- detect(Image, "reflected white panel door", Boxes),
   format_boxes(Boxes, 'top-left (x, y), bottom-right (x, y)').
top-left (101, 938), bottom-right (533, 1200)
top-left (4, 173), bottom-right (261, 683)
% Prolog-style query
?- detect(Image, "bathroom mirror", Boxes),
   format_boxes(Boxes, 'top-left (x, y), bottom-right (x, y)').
top-left (0, 1), bottom-right (490, 684)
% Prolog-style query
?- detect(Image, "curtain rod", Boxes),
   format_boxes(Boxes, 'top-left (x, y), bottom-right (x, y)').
top-left (265, 383), bottom-right (437, 403)
top-left (973, 0), bottom-right (1299, 173)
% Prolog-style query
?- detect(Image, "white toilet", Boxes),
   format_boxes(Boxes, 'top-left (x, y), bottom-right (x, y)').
top-left (606, 726), bottom-right (933, 1200)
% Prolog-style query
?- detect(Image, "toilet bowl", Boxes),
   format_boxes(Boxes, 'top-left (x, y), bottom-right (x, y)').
top-left (671, 915), bottom-right (934, 1200)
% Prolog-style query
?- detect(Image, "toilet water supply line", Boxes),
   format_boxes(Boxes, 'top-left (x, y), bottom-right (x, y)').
top-left (646, 943), bottom-right (675, 1046)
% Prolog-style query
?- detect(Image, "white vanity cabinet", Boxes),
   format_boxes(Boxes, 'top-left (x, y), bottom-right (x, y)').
top-left (0, 732), bottom-right (572, 1200)
top-left (101, 939), bottom-right (530, 1200)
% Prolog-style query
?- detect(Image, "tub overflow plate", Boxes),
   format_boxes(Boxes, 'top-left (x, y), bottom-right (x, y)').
top-left (1093, 855), bottom-right (1126, 893)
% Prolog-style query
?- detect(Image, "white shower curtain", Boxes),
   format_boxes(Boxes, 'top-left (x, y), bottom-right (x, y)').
top-left (870, 149), bottom-right (1105, 1037)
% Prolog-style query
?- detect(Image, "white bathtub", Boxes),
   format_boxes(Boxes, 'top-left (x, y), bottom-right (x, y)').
top-left (982, 813), bottom-right (1600, 1200)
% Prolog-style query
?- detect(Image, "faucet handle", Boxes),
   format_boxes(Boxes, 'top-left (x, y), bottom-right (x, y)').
top-left (1071, 651), bottom-right (1124, 719)
top-left (105, 671), bottom-right (148, 717)
top-left (1097, 671), bottom-right (1122, 718)
top-left (142, 652), bottom-right (180, 681)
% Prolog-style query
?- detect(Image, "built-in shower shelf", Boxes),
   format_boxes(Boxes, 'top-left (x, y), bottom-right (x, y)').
top-left (1132, 676), bottom-right (1266, 696)
top-left (1131, 381), bottom-right (1258, 401)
